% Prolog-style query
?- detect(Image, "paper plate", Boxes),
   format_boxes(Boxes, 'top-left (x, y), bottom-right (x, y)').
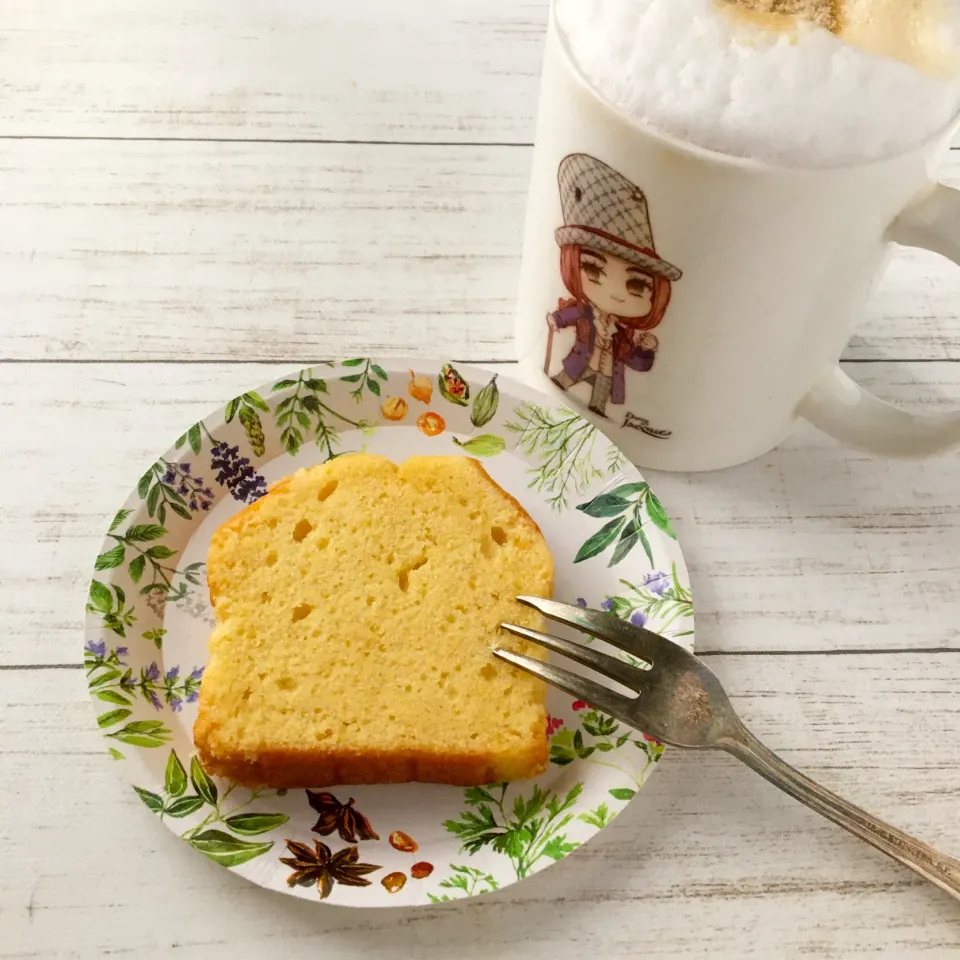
top-left (83, 359), bottom-right (694, 906)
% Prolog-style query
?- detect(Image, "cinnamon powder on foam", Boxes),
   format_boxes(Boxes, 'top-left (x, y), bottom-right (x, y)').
top-left (720, 0), bottom-right (959, 77)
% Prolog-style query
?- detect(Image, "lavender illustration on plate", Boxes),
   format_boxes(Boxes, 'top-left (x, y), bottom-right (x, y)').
top-left (210, 441), bottom-right (268, 503)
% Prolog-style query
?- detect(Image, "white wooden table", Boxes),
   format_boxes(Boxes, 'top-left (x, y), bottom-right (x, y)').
top-left (3, 3), bottom-right (960, 956)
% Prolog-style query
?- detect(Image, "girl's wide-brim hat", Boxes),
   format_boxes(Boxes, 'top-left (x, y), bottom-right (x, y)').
top-left (555, 153), bottom-right (682, 282)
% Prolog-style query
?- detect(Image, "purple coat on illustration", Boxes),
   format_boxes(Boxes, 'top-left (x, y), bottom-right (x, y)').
top-left (551, 302), bottom-right (656, 406)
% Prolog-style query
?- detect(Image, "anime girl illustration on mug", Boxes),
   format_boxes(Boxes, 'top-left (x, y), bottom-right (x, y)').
top-left (546, 154), bottom-right (682, 434)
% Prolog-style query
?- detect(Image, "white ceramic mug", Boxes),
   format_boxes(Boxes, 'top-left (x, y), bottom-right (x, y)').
top-left (515, 4), bottom-right (960, 472)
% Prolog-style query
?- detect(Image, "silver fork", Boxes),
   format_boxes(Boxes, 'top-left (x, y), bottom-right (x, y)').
top-left (497, 597), bottom-right (960, 903)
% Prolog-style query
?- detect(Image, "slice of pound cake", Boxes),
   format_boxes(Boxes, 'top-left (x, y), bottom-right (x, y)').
top-left (193, 453), bottom-right (554, 788)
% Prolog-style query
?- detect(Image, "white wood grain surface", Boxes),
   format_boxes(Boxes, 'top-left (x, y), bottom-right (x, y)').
top-left (2, 0), bottom-right (550, 142)
top-left (4, 1), bottom-right (960, 956)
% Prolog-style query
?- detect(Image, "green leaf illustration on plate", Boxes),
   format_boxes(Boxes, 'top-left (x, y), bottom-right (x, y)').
top-left (107, 720), bottom-right (172, 748)
top-left (94, 514), bottom-right (203, 602)
top-left (428, 864), bottom-right (500, 903)
top-left (272, 367), bottom-right (373, 459)
top-left (190, 755), bottom-right (218, 805)
top-left (578, 802), bottom-right (613, 829)
top-left (506, 402), bottom-right (619, 510)
top-left (443, 782), bottom-right (582, 880)
top-left (573, 517), bottom-right (626, 563)
top-left (109, 508), bottom-right (132, 532)
top-left (165, 749), bottom-right (189, 797)
top-left (470, 373), bottom-right (499, 426)
top-left (134, 749), bottom-right (288, 869)
top-left (452, 434), bottom-right (506, 458)
top-left (97, 708), bottom-right (132, 728)
top-left (340, 358), bottom-right (388, 403)
top-left (138, 459), bottom-right (215, 524)
top-left (225, 391), bottom-right (269, 456)
top-left (605, 563), bottom-right (694, 637)
top-left (165, 796), bottom-right (206, 818)
top-left (134, 786), bottom-right (164, 813)
top-left (86, 580), bottom-right (137, 638)
top-left (85, 639), bottom-right (202, 727)
top-left (224, 813), bottom-right (291, 836)
top-left (188, 830), bottom-right (274, 868)
top-left (175, 422), bottom-right (204, 456)
top-left (552, 704), bottom-right (664, 790)
top-left (574, 481), bottom-right (677, 567)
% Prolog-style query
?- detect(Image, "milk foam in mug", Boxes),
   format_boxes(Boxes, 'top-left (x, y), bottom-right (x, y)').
top-left (515, 0), bottom-right (960, 471)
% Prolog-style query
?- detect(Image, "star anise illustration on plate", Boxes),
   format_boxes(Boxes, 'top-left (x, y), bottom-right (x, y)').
top-left (280, 839), bottom-right (382, 900)
top-left (306, 790), bottom-right (379, 843)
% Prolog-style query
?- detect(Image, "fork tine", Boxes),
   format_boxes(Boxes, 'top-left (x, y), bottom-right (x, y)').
top-left (493, 648), bottom-right (634, 721)
top-left (500, 622), bottom-right (645, 691)
top-left (517, 595), bottom-right (664, 664)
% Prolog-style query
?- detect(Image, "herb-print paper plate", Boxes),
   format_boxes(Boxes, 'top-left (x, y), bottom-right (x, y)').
top-left (84, 359), bottom-right (694, 907)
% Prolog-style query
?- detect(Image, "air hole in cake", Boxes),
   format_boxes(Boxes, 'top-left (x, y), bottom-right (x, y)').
top-left (479, 663), bottom-right (496, 680)
top-left (267, 517), bottom-right (279, 529)
top-left (386, 552), bottom-right (395, 564)
top-left (490, 525), bottom-right (507, 546)
top-left (316, 479), bottom-right (338, 502)
top-left (292, 519), bottom-right (313, 542)
top-left (397, 556), bottom-right (427, 593)
top-left (265, 551), bottom-right (278, 567)
top-left (291, 602), bottom-right (313, 622)
top-left (277, 676), bottom-right (297, 691)
top-left (316, 537), bottom-right (329, 551)
top-left (366, 595), bottom-right (375, 606)
top-left (260, 591), bottom-right (271, 604)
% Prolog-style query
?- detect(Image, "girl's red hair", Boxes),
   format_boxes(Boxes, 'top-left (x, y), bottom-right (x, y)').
top-left (559, 243), bottom-right (671, 331)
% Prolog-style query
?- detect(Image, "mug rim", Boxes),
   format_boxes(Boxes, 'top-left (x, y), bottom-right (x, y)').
top-left (548, 0), bottom-right (960, 175)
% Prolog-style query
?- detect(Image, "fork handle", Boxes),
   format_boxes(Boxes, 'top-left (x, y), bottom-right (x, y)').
top-left (722, 729), bottom-right (960, 902)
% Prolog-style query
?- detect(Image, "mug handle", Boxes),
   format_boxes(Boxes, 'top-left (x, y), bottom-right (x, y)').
top-left (799, 183), bottom-right (960, 457)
